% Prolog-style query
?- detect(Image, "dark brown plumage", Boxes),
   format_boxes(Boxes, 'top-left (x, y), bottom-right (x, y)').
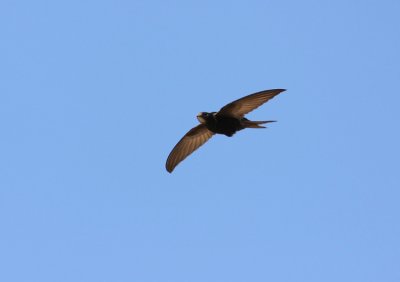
top-left (166, 89), bottom-right (285, 173)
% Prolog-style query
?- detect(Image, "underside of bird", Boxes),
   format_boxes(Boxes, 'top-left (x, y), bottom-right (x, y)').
top-left (197, 112), bottom-right (276, 136)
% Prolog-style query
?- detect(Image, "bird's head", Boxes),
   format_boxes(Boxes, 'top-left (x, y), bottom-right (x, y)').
top-left (197, 112), bottom-right (212, 124)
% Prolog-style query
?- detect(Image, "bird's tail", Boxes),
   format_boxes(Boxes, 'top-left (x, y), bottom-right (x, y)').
top-left (242, 120), bottom-right (276, 128)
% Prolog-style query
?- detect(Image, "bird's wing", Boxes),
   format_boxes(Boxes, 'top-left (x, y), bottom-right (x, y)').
top-left (217, 89), bottom-right (285, 118)
top-left (166, 124), bottom-right (214, 173)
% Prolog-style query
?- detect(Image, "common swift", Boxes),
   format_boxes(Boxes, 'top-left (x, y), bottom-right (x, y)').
top-left (166, 89), bottom-right (285, 173)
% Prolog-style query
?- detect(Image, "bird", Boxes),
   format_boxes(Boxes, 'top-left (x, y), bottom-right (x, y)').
top-left (165, 88), bottom-right (285, 173)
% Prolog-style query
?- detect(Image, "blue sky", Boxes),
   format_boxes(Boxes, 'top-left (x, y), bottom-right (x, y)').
top-left (1, 1), bottom-right (399, 281)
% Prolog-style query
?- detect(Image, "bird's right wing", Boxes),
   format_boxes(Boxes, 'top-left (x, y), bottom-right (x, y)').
top-left (217, 89), bottom-right (285, 118)
top-left (166, 124), bottom-right (214, 173)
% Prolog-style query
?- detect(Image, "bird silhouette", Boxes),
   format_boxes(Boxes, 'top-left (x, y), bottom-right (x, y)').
top-left (166, 89), bottom-right (285, 173)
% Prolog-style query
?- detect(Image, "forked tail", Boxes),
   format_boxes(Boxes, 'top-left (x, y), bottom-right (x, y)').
top-left (242, 119), bottom-right (276, 128)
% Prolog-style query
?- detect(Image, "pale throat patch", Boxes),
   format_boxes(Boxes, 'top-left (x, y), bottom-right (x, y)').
top-left (197, 114), bottom-right (206, 124)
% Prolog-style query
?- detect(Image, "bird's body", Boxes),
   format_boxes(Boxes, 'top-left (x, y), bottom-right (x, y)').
top-left (166, 89), bottom-right (285, 172)
top-left (198, 112), bottom-right (274, 137)
top-left (198, 112), bottom-right (242, 136)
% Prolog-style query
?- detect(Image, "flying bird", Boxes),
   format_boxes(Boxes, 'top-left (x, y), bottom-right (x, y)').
top-left (166, 89), bottom-right (285, 173)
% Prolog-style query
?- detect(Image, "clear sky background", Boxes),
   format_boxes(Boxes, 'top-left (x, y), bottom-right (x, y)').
top-left (1, 1), bottom-right (399, 281)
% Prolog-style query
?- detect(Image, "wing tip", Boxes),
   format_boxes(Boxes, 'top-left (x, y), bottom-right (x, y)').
top-left (272, 88), bottom-right (286, 94)
top-left (165, 163), bottom-right (174, 173)
top-left (265, 88), bottom-right (286, 99)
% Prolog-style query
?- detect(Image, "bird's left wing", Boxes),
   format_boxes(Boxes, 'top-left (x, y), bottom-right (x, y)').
top-left (166, 124), bottom-right (214, 173)
top-left (217, 89), bottom-right (285, 118)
